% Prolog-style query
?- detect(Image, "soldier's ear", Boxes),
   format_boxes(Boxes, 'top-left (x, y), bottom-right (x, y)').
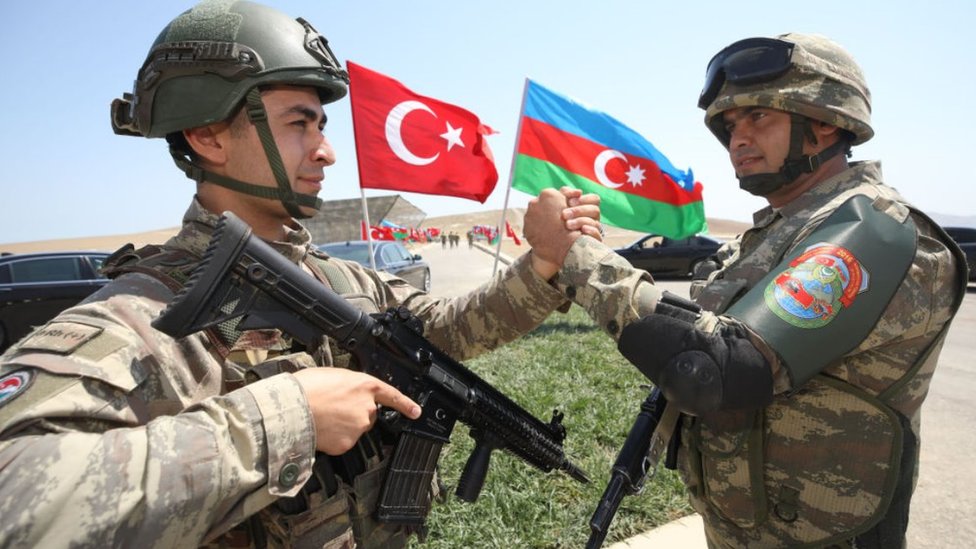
top-left (811, 121), bottom-right (840, 150)
top-left (183, 122), bottom-right (231, 167)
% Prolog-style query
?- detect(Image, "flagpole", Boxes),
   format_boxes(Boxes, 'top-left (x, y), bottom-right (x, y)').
top-left (492, 77), bottom-right (531, 276)
top-left (360, 190), bottom-right (378, 272)
top-left (348, 61), bottom-right (379, 273)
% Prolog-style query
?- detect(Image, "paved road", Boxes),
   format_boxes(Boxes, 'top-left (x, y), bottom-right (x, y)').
top-left (418, 241), bottom-right (507, 298)
top-left (416, 242), bottom-right (976, 547)
top-left (906, 284), bottom-right (976, 548)
top-left (419, 241), bottom-right (692, 299)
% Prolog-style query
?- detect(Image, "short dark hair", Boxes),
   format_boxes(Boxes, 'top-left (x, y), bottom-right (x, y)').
top-left (840, 129), bottom-right (856, 156)
top-left (164, 100), bottom-right (248, 163)
top-left (165, 131), bottom-right (198, 162)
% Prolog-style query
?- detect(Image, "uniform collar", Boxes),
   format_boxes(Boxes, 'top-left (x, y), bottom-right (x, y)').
top-left (751, 161), bottom-right (883, 225)
top-left (166, 197), bottom-right (314, 264)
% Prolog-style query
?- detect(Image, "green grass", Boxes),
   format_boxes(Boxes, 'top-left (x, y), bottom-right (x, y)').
top-left (408, 305), bottom-right (692, 548)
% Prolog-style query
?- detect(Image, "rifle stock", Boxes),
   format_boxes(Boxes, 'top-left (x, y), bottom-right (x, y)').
top-left (152, 211), bottom-right (587, 525)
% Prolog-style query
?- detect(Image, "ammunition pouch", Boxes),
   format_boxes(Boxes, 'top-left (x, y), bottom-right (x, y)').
top-left (686, 375), bottom-right (908, 546)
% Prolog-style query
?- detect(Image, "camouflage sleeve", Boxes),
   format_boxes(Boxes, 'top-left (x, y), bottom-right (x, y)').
top-left (553, 236), bottom-right (668, 340)
top-left (711, 209), bottom-right (961, 397)
top-left (0, 274), bottom-right (316, 547)
top-left (383, 251), bottom-right (571, 360)
top-left (818, 211), bottom-right (964, 400)
top-left (851, 212), bottom-right (962, 351)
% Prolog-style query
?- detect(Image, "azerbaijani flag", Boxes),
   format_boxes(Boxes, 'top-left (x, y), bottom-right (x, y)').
top-left (380, 219), bottom-right (410, 240)
top-left (511, 80), bottom-right (706, 238)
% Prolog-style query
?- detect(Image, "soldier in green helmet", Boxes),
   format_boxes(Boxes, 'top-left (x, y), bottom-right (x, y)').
top-left (0, 1), bottom-right (602, 547)
top-left (525, 33), bottom-right (967, 547)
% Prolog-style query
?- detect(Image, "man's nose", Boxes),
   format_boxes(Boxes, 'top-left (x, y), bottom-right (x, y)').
top-left (728, 122), bottom-right (752, 149)
top-left (313, 135), bottom-right (336, 165)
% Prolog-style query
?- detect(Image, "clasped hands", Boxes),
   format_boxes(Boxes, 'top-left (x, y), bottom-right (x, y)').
top-left (524, 187), bottom-right (602, 280)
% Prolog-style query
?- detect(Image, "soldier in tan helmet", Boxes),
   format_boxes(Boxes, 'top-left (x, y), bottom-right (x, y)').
top-left (0, 1), bottom-right (602, 547)
top-left (526, 33), bottom-right (967, 547)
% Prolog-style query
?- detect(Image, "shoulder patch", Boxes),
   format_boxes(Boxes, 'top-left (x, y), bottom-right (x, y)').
top-left (0, 370), bottom-right (34, 407)
top-left (726, 194), bottom-right (917, 388)
top-left (18, 322), bottom-right (103, 354)
top-left (765, 243), bottom-right (869, 328)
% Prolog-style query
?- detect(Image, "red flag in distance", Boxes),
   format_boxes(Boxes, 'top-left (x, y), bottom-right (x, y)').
top-left (505, 221), bottom-right (522, 246)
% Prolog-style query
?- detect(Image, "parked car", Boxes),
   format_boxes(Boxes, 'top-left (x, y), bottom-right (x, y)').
top-left (614, 234), bottom-right (723, 278)
top-left (944, 226), bottom-right (976, 282)
top-left (319, 240), bottom-right (432, 292)
top-left (0, 251), bottom-right (111, 353)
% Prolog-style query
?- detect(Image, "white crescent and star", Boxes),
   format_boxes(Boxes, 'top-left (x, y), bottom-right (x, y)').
top-left (593, 148), bottom-right (646, 189)
top-left (384, 100), bottom-right (466, 166)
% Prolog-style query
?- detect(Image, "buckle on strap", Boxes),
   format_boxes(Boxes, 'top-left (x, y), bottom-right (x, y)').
top-left (245, 88), bottom-right (269, 122)
top-left (805, 153), bottom-right (822, 173)
top-left (804, 139), bottom-right (848, 175)
top-left (170, 150), bottom-right (207, 183)
top-left (246, 103), bottom-right (268, 123)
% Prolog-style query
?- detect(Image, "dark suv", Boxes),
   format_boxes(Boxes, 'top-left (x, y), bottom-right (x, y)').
top-left (944, 227), bottom-right (976, 282)
top-left (0, 251), bottom-right (111, 353)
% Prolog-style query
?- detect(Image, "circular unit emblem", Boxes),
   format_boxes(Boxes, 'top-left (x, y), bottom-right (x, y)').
top-left (765, 243), bottom-right (869, 329)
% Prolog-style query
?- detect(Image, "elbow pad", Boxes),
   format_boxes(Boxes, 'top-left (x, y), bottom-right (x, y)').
top-left (618, 301), bottom-right (773, 416)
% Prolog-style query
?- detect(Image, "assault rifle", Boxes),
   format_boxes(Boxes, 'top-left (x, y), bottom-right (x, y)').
top-left (586, 292), bottom-right (698, 548)
top-left (586, 387), bottom-right (672, 548)
top-left (153, 212), bottom-right (588, 526)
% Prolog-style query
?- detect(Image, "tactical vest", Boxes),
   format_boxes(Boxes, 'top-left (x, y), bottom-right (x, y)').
top-left (102, 244), bottom-right (417, 549)
top-left (683, 193), bottom-right (967, 547)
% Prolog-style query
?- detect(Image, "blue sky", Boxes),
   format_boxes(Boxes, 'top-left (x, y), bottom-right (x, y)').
top-left (1, 1), bottom-right (972, 244)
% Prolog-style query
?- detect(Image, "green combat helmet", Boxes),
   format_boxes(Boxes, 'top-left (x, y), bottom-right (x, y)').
top-left (110, 0), bottom-right (349, 218)
top-left (697, 33), bottom-right (873, 196)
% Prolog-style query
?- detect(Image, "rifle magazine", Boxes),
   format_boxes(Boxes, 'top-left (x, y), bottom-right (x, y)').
top-left (376, 433), bottom-right (442, 526)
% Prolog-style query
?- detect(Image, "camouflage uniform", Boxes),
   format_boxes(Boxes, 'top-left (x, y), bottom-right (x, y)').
top-left (554, 32), bottom-right (966, 547)
top-left (558, 160), bottom-right (964, 547)
top-left (552, 31), bottom-right (970, 547)
top-left (0, 199), bottom-right (568, 548)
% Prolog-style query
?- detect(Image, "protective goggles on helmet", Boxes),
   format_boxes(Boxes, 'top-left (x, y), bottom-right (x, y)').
top-left (697, 37), bottom-right (795, 109)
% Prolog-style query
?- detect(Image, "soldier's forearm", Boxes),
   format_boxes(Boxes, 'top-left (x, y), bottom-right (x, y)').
top-left (0, 383), bottom-right (307, 547)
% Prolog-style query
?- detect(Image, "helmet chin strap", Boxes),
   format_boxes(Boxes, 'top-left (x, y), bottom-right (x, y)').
top-left (170, 88), bottom-right (322, 220)
top-left (737, 114), bottom-right (847, 197)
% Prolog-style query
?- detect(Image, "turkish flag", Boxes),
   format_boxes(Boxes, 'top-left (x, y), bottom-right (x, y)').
top-left (348, 62), bottom-right (498, 203)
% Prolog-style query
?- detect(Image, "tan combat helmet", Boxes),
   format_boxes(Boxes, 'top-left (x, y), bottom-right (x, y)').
top-left (697, 33), bottom-right (873, 196)
top-left (110, 0), bottom-right (349, 218)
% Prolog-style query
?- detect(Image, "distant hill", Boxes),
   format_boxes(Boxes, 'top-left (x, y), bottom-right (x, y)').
top-left (0, 228), bottom-right (181, 255)
top-left (929, 212), bottom-right (976, 228)
top-left (424, 208), bottom-right (750, 234)
top-left (0, 209), bottom-right (750, 255)
top-left (422, 208), bottom-right (749, 252)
